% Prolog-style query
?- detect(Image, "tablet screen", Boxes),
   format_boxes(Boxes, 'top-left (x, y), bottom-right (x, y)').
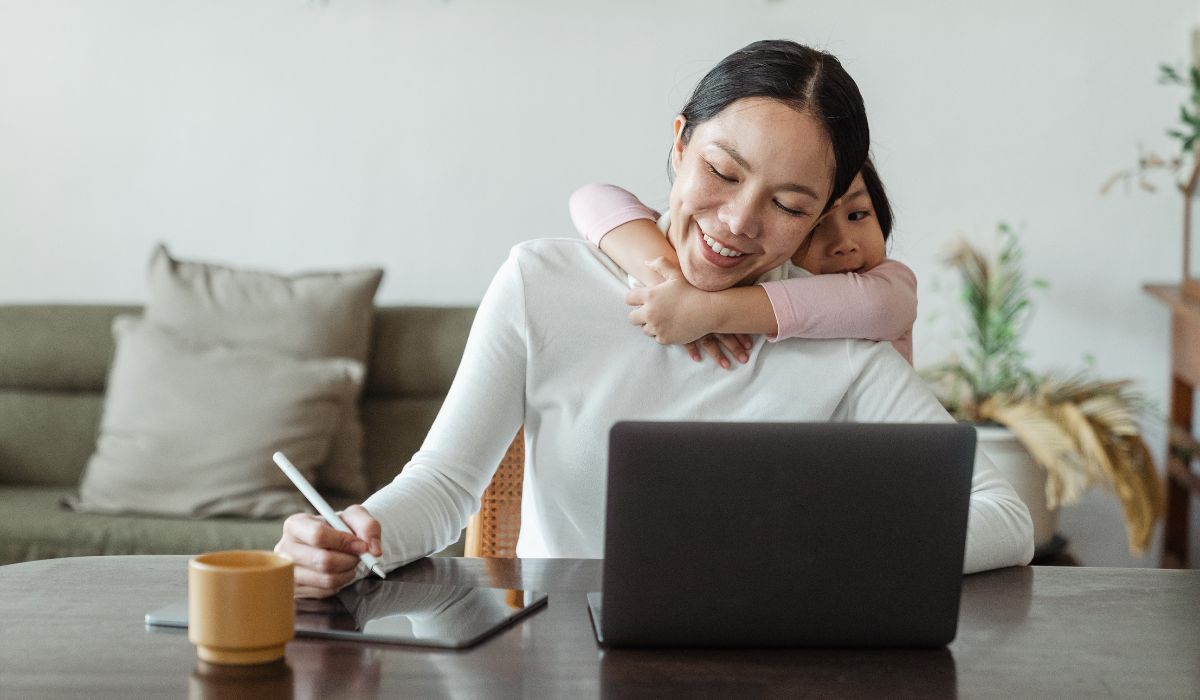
top-left (146, 579), bottom-right (548, 649)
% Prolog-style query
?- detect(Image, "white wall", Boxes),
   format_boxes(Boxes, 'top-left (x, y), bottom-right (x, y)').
top-left (2, 0), bottom-right (1197, 566)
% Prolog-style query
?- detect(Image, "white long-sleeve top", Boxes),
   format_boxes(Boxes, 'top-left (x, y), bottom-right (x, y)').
top-left (362, 239), bottom-right (1034, 576)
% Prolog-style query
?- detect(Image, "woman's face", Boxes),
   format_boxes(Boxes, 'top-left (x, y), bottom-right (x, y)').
top-left (667, 97), bottom-right (835, 291)
top-left (792, 173), bottom-right (886, 274)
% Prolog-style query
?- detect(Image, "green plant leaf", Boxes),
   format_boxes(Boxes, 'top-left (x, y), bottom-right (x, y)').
top-left (929, 247), bottom-right (1163, 559)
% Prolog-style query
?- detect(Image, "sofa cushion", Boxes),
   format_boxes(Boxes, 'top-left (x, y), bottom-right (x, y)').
top-left (69, 317), bottom-right (362, 518)
top-left (145, 245), bottom-right (383, 498)
top-left (0, 305), bottom-right (132, 487)
top-left (0, 305), bottom-right (136, 393)
top-left (0, 391), bottom-right (104, 488)
top-left (0, 305), bottom-right (479, 492)
top-left (362, 397), bottom-right (445, 490)
top-left (0, 486), bottom-right (463, 565)
top-left (1, 486), bottom-right (288, 564)
top-left (366, 306), bottom-right (476, 399)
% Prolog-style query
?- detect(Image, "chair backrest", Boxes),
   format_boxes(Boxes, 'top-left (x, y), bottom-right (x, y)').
top-left (464, 428), bottom-right (524, 558)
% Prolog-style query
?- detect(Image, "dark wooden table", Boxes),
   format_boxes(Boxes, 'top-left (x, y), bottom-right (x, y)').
top-left (1, 556), bottom-right (1197, 698)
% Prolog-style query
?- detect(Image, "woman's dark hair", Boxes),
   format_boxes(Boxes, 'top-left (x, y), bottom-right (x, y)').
top-left (675, 39), bottom-right (870, 211)
top-left (860, 157), bottom-right (894, 242)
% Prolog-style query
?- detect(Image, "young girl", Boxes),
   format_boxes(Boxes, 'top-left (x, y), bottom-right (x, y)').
top-left (568, 158), bottom-right (915, 367)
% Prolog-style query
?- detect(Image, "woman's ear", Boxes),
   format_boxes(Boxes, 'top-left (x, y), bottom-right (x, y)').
top-left (671, 115), bottom-right (687, 171)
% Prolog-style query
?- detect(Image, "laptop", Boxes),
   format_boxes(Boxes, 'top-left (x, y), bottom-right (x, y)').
top-left (588, 421), bottom-right (976, 648)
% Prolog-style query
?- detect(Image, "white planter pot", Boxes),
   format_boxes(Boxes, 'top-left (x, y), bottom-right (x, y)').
top-left (975, 425), bottom-right (1058, 551)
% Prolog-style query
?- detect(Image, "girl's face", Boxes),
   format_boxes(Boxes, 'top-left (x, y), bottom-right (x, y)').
top-left (792, 174), bottom-right (885, 274)
top-left (666, 98), bottom-right (834, 292)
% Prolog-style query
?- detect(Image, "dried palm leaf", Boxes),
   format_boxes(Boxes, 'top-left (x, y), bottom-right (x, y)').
top-left (983, 374), bottom-right (1164, 553)
top-left (980, 398), bottom-right (1090, 507)
top-left (931, 230), bottom-right (1163, 556)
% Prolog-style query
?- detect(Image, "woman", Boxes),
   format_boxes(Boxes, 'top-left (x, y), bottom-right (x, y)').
top-left (278, 40), bottom-right (1034, 598)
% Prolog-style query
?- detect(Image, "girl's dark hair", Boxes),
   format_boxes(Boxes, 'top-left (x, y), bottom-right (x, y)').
top-left (675, 39), bottom-right (870, 211)
top-left (860, 157), bottom-right (894, 241)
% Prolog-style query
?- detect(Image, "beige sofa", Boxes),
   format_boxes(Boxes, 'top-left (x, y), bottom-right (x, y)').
top-left (0, 304), bottom-right (476, 565)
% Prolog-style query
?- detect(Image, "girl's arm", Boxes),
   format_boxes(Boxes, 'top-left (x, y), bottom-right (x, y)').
top-left (627, 260), bottom-right (917, 353)
top-left (569, 183), bottom-right (764, 336)
top-left (568, 183), bottom-right (748, 366)
top-left (569, 186), bottom-right (917, 350)
top-left (761, 259), bottom-right (917, 343)
top-left (569, 184), bottom-right (672, 286)
top-left (625, 265), bottom-right (778, 340)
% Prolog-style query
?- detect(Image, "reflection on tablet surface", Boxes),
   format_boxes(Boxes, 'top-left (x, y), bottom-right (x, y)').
top-left (147, 581), bottom-right (546, 649)
top-left (299, 580), bottom-right (547, 649)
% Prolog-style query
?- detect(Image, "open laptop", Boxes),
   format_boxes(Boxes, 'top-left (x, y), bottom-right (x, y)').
top-left (588, 421), bottom-right (976, 648)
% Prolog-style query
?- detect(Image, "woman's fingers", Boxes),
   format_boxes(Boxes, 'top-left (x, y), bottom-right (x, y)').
top-left (684, 341), bottom-right (702, 362)
top-left (279, 540), bottom-right (361, 589)
top-left (698, 335), bottom-right (732, 370)
top-left (276, 512), bottom-right (371, 598)
top-left (284, 539), bottom-right (362, 574)
top-left (341, 505), bottom-right (383, 557)
top-left (284, 513), bottom-right (367, 554)
top-left (715, 333), bottom-right (749, 364)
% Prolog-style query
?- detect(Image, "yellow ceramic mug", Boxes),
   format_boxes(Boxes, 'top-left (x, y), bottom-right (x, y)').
top-left (188, 550), bottom-right (295, 665)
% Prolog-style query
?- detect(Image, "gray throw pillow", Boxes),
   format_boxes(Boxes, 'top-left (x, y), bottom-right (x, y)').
top-left (144, 244), bottom-right (383, 497)
top-left (68, 317), bottom-right (363, 518)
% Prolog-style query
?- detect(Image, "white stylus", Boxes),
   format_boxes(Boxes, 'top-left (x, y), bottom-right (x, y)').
top-left (273, 451), bottom-right (387, 579)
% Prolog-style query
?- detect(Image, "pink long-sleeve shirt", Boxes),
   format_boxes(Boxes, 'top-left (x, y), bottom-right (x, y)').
top-left (568, 184), bottom-right (916, 364)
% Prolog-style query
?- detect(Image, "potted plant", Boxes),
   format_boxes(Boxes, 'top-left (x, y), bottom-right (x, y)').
top-left (922, 223), bottom-right (1164, 555)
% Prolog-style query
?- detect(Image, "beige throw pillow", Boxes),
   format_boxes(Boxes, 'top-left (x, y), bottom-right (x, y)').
top-left (144, 245), bottom-right (383, 497)
top-left (69, 317), bottom-right (363, 518)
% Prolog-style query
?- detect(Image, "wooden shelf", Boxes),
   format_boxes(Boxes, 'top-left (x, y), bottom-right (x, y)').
top-left (1146, 283), bottom-right (1200, 568)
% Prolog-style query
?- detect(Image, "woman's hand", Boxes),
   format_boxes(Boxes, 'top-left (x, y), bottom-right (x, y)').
top-left (685, 334), bottom-right (753, 369)
top-left (625, 257), bottom-right (751, 368)
top-left (275, 504), bottom-right (383, 599)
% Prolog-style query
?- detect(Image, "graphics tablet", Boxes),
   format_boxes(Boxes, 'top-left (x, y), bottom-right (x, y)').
top-left (146, 579), bottom-right (547, 650)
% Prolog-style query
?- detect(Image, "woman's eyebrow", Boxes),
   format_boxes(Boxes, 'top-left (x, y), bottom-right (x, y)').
top-left (713, 140), bottom-right (820, 200)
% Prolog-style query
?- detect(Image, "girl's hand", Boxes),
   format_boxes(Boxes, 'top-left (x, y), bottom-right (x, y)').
top-left (625, 257), bottom-right (751, 368)
top-left (275, 504), bottom-right (383, 599)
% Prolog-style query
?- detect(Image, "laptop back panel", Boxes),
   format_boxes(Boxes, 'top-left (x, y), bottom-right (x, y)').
top-left (601, 421), bottom-right (975, 648)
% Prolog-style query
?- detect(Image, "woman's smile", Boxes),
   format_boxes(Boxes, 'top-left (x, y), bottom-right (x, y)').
top-left (703, 234), bottom-right (743, 258)
top-left (694, 221), bottom-right (750, 269)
